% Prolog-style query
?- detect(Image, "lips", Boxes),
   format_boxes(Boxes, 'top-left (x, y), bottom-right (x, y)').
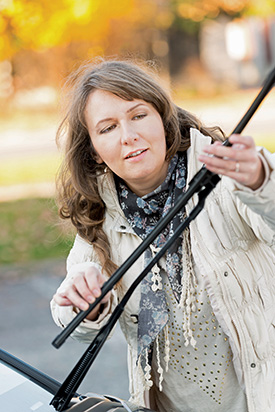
top-left (125, 149), bottom-right (147, 159)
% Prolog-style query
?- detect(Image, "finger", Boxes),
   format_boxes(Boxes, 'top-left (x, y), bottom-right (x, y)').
top-left (97, 273), bottom-right (108, 288)
top-left (231, 143), bottom-right (246, 151)
top-left (202, 143), bottom-right (257, 164)
top-left (229, 134), bottom-right (256, 149)
top-left (204, 135), bottom-right (256, 160)
top-left (54, 284), bottom-right (90, 311)
top-left (86, 271), bottom-right (111, 304)
top-left (200, 152), bottom-right (263, 187)
top-left (229, 135), bottom-right (256, 156)
top-left (85, 268), bottom-right (104, 298)
top-left (65, 285), bottom-right (91, 311)
top-left (198, 154), bottom-right (239, 174)
top-left (74, 275), bottom-right (97, 304)
top-left (202, 144), bottom-right (244, 161)
top-left (53, 293), bottom-right (73, 306)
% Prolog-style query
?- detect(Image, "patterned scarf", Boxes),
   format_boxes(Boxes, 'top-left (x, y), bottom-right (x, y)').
top-left (116, 152), bottom-right (191, 366)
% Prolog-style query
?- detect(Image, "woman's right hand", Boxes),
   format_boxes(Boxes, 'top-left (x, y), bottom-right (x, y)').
top-left (52, 265), bottom-right (111, 321)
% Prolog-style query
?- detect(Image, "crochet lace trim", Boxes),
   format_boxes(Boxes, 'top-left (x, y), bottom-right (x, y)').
top-left (137, 228), bottom-right (197, 401)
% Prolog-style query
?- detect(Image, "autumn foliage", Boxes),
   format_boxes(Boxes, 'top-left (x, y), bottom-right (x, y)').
top-left (1, 0), bottom-right (274, 59)
top-left (0, 0), bottom-right (274, 93)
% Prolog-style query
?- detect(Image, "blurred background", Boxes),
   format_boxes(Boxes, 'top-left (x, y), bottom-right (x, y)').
top-left (0, 0), bottom-right (274, 402)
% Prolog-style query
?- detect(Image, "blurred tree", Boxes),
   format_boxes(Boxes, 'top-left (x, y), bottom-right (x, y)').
top-left (171, 0), bottom-right (275, 27)
top-left (0, 0), bottom-right (274, 93)
top-left (0, 0), bottom-right (143, 91)
top-left (164, 0), bottom-right (275, 82)
top-left (0, 0), bottom-right (135, 59)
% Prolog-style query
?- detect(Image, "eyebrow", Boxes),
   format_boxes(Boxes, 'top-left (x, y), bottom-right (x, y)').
top-left (95, 103), bottom-right (146, 129)
top-left (127, 103), bottom-right (145, 113)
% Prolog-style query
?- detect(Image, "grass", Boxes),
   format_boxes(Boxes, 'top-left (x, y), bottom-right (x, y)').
top-left (0, 198), bottom-right (74, 265)
top-left (0, 106), bottom-right (71, 265)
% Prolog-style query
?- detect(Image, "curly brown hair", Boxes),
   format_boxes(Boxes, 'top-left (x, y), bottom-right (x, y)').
top-left (56, 57), bottom-right (224, 277)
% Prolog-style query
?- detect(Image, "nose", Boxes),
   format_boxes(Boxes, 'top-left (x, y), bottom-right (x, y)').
top-left (120, 122), bottom-right (139, 145)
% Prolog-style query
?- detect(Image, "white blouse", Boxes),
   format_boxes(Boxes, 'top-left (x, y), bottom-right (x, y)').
top-left (149, 267), bottom-right (248, 412)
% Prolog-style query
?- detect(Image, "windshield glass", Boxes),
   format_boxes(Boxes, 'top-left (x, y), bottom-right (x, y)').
top-left (0, 363), bottom-right (53, 412)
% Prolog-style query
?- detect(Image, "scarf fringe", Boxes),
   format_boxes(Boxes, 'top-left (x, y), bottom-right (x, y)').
top-left (156, 334), bottom-right (164, 391)
top-left (163, 324), bottom-right (170, 372)
top-left (136, 357), bottom-right (147, 406)
top-left (179, 228), bottom-right (197, 348)
top-left (150, 245), bottom-right (163, 292)
top-left (144, 348), bottom-right (154, 391)
top-left (137, 325), bottom-right (170, 401)
top-left (137, 230), bottom-right (197, 400)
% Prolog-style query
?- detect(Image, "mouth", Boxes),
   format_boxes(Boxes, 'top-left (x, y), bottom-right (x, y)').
top-left (125, 149), bottom-right (147, 159)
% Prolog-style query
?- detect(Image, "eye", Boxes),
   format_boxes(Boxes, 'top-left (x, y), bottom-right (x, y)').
top-left (100, 124), bottom-right (116, 134)
top-left (133, 113), bottom-right (147, 120)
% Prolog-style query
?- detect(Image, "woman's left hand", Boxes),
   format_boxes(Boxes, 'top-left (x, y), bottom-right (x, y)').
top-left (198, 134), bottom-right (265, 190)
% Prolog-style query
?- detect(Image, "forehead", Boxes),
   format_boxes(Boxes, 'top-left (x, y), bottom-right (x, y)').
top-left (87, 89), bottom-right (133, 108)
top-left (85, 89), bottom-right (149, 125)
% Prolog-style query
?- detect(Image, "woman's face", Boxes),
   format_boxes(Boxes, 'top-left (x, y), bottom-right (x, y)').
top-left (85, 89), bottom-right (169, 197)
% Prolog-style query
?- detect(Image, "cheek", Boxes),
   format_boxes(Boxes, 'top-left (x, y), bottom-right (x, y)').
top-left (90, 139), bottom-right (105, 164)
top-left (92, 140), bottom-right (119, 166)
top-left (153, 126), bottom-right (167, 152)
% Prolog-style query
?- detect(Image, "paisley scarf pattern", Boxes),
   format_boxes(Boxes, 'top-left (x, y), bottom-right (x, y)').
top-left (116, 152), bottom-right (188, 362)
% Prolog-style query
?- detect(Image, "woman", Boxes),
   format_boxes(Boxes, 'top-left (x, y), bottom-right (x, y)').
top-left (51, 58), bottom-right (275, 412)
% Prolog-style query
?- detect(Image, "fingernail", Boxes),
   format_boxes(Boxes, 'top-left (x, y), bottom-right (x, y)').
top-left (87, 295), bottom-right (95, 303)
top-left (80, 302), bottom-right (88, 310)
top-left (92, 288), bottom-right (100, 297)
